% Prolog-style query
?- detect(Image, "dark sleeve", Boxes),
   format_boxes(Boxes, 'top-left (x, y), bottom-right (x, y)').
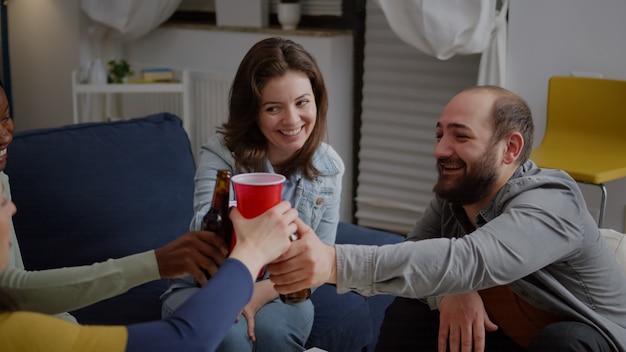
top-left (125, 258), bottom-right (253, 352)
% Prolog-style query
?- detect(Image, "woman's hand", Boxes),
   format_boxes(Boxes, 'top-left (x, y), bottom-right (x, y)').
top-left (229, 201), bottom-right (298, 279)
top-left (240, 280), bottom-right (278, 342)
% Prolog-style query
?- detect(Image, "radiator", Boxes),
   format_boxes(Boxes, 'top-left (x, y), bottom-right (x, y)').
top-left (186, 71), bottom-right (232, 157)
top-left (116, 70), bottom-right (233, 158)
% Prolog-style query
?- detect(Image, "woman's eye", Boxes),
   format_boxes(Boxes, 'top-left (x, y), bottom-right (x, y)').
top-left (296, 99), bottom-right (309, 106)
top-left (265, 106), bottom-right (279, 113)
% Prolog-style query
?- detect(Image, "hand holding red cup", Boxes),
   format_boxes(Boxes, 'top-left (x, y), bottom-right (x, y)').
top-left (231, 172), bottom-right (311, 304)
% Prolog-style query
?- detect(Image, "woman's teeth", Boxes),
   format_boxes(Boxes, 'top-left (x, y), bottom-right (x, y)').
top-left (281, 127), bottom-right (302, 136)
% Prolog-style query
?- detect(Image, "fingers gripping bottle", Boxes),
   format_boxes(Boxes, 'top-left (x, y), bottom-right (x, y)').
top-left (279, 232), bottom-right (312, 304)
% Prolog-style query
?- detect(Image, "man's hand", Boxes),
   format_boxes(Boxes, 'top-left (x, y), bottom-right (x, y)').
top-left (267, 217), bottom-right (337, 293)
top-left (154, 231), bottom-right (229, 286)
top-left (438, 292), bottom-right (498, 352)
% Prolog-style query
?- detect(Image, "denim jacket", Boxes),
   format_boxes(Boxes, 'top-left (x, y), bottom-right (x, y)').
top-left (335, 161), bottom-right (626, 351)
top-left (190, 134), bottom-right (344, 246)
top-left (163, 134), bottom-right (344, 295)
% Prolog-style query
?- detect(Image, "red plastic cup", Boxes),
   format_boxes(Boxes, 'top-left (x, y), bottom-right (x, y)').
top-left (231, 173), bottom-right (286, 218)
top-left (231, 173), bottom-right (286, 279)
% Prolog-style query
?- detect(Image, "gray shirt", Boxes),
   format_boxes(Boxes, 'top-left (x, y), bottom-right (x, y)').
top-left (336, 161), bottom-right (626, 351)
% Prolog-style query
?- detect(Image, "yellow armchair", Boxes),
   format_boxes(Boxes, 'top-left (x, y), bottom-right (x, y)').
top-left (531, 76), bottom-right (626, 227)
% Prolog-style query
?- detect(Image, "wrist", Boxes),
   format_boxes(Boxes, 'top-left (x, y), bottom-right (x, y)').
top-left (153, 248), bottom-right (165, 278)
top-left (230, 245), bottom-right (265, 279)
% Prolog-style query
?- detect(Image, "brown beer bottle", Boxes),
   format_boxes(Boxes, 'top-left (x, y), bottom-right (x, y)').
top-left (200, 169), bottom-right (234, 280)
top-left (279, 233), bottom-right (312, 304)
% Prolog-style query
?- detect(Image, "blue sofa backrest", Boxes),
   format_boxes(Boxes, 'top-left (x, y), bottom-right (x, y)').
top-left (5, 112), bottom-right (196, 323)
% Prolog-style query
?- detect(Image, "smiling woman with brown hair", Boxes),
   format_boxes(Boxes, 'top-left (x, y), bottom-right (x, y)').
top-left (161, 37), bottom-right (344, 352)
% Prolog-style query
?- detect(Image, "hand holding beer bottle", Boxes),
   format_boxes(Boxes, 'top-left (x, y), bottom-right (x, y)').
top-left (279, 233), bottom-right (312, 304)
top-left (199, 169), bottom-right (234, 280)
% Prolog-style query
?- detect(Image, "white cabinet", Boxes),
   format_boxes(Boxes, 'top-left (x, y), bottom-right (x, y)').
top-left (71, 70), bottom-right (192, 135)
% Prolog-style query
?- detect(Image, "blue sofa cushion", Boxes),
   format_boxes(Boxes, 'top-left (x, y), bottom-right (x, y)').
top-left (308, 284), bottom-right (371, 352)
top-left (336, 222), bottom-right (404, 247)
top-left (5, 113), bottom-right (196, 324)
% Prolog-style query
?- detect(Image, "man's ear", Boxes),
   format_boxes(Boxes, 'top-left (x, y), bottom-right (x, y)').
top-left (503, 132), bottom-right (524, 164)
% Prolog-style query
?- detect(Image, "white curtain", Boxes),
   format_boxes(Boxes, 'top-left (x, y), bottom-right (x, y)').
top-left (77, 0), bottom-right (181, 122)
top-left (81, 0), bottom-right (182, 42)
top-left (377, 0), bottom-right (508, 86)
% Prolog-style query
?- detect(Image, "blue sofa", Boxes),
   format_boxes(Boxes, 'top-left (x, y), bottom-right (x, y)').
top-left (5, 113), bottom-right (404, 351)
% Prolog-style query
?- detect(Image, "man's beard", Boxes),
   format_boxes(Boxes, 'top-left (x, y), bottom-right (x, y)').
top-left (433, 150), bottom-right (498, 205)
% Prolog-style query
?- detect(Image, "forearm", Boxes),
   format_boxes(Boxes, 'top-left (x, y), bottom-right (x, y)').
top-left (255, 279), bottom-right (279, 303)
top-left (335, 215), bottom-right (577, 299)
top-left (0, 251), bottom-right (159, 314)
top-left (335, 241), bottom-right (463, 298)
top-left (126, 258), bottom-right (253, 352)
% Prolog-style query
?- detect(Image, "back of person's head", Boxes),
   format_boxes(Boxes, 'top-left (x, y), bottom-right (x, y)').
top-left (222, 37), bottom-right (328, 178)
top-left (462, 85), bottom-right (534, 165)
